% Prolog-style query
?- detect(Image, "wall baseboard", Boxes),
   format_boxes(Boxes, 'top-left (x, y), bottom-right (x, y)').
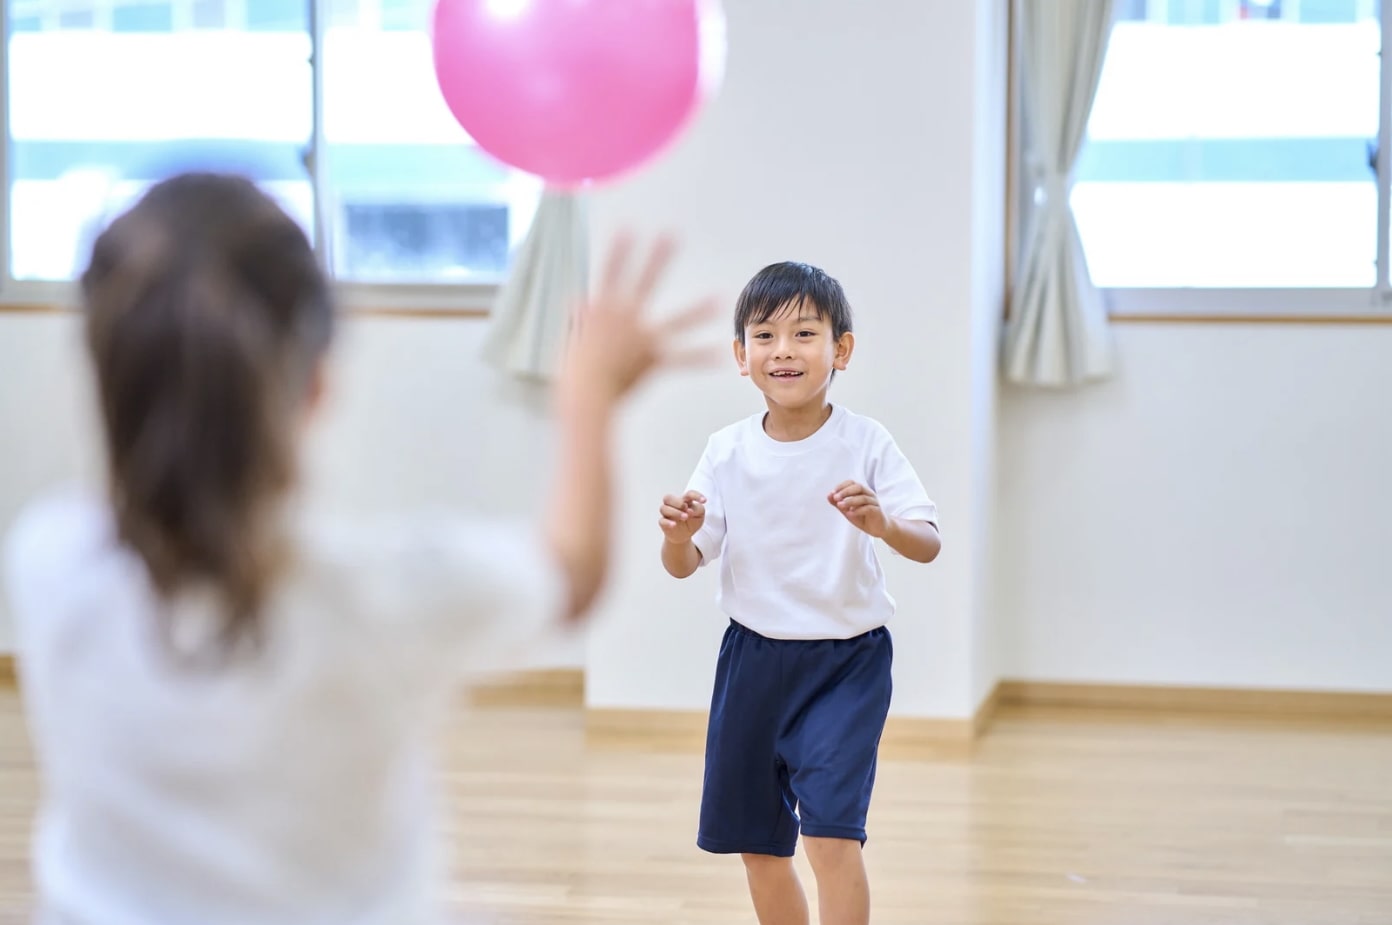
top-left (995, 679), bottom-right (1392, 722)
top-left (583, 706), bottom-right (985, 757)
top-left (2, 657), bottom-right (1385, 730)
top-left (585, 682), bottom-right (1000, 755)
top-left (0, 655), bottom-right (587, 708)
top-left (466, 667), bottom-right (585, 708)
top-left (581, 678), bottom-right (1392, 751)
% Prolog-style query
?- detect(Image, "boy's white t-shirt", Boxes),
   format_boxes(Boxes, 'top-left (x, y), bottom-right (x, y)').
top-left (687, 404), bottom-right (938, 640)
top-left (2, 488), bottom-right (567, 925)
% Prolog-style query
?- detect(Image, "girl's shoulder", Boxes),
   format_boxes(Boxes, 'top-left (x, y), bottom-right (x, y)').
top-left (2, 487), bottom-right (120, 653)
top-left (4, 486), bottom-right (113, 586)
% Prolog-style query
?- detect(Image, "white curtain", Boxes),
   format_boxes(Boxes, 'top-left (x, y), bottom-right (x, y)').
top-left (1002, 0), bottom-right (1116, 388)
top-left (482, 190), bottom-right (589, 382)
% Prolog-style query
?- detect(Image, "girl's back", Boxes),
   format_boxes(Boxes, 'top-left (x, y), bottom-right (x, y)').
top-left (7, 487), bottom-right (561, 924)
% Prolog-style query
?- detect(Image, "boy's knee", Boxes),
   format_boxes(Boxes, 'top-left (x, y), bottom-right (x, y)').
top-left (741, 852), bottom-right (794, 877)
top-left (801, 835), bottom-right (863, 869)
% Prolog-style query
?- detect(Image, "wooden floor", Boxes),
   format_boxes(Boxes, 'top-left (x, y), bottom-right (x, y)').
top-left (0, 694), bottom-right (1388, 924)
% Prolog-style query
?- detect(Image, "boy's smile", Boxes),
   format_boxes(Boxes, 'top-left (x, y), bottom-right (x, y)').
top-left (734, 299), bottom-right (854, 412)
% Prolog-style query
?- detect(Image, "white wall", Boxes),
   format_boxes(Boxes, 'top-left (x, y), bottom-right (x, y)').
top-left (969, 0), bottom-right (1009, 710)
top-left (0, 316), bottom-right (105, 649)
top-left (997, 322), bottom-right (1392, 693)
top-left (581, 0), bottom-right (1007, 720)
top-left (3, 0), bottom-right (1388, 704)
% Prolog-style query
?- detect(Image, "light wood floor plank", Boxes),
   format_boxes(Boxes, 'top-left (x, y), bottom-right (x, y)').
top-left (0, 694), bottom-right (1386, 923)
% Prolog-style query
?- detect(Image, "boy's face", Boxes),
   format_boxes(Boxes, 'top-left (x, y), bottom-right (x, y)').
top-left (734, 299), bottom-right (854, 409)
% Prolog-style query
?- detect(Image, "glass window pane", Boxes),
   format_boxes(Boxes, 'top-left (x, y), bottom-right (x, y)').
top-left (321, 0), bottom-right (540, 284)
top-left (113, 4), bottom-right (174, 32)
top-left (326, 0), bottom-right (361, 28)
top-left (191, 0), bottom-right (226, 29)
top-left (59, 10), bottom-right (96, 29)
top-left (246, 0), bottom-right (307, 32)
top-left (1070, 4), bottom-right (1379, 287)
top-left (1114, 0), bottom-right (1149, 22)
top-left (5, 1), bottom-right (314, 281)
top-left (381, 0), bottom-right (425, 31)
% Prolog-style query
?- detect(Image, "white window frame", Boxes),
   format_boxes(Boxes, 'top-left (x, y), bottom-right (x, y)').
top-left (0, 0), bottom-right (506, 314)
top-left (1007, 0), bottom-right (1392, 321)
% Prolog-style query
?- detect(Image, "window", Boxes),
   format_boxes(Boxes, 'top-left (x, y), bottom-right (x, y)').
top-left (113, 4), bottom-right (175, 32)
top-left (1049, 0), bottom-right (1387, 310)
top-left (1, 0), bottom-right (541, 303)
top-left (319, 2), bottom-right (537, 283)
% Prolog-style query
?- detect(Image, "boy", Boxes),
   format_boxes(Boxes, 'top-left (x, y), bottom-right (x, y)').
top-left (657, 261), bottom-right (941, 925)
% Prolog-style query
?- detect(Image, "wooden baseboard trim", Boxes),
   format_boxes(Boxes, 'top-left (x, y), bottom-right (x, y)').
top-left (581, 678), bottom-right (1392, 750)
top-left (466, 667), bottom-right (584, 708)
top-left (972, 681), bottom-right (1002, 735)
top-left (585, 687), bottom-right (1000, 755)
top-left (583, 708), bottom-right (981, 756)
top-left (0, 656), bottom-right (589, 707)
top-left (1, 651), bottom-right (1382, 726)
top-left (998, 680), bottom-right (1392, 721)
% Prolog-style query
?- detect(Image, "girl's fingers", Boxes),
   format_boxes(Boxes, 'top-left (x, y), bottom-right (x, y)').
top-left (662, 345), bottom-right (728, 369)
top-left (629, 234), bottom-right (678, 313)
top-left (663, 295), bottom-right (723, 333)
top-left (597, 231), bottom-right (635, 299)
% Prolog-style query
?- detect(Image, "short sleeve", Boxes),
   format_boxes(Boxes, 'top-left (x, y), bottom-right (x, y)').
top-left (685, 438), bottom-right (726, 566)
top-left (308, 514), bottom-right (569, 677)
top-left (2, 490), bottom-right (109, 640)
top-left (402, 519), bottom-right (566, 668)
top-left (869, 430), bottom-right (938, 527)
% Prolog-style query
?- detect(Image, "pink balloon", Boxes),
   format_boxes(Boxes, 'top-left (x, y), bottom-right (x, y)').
top-left (431, 0), bottom-right (724, 187)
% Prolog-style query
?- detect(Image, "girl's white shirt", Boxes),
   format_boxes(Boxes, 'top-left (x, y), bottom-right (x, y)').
top-left (3, 487), bottom-right (567, 925)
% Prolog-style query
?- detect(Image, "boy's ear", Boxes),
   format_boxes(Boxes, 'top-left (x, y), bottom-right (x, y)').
top-left (833, 331), bottom-right (855, 371)
top-left (733, 337), bottom-right (749, 376)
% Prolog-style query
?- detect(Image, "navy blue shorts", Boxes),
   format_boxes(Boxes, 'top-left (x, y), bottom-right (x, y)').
top-left (696, 619), bottom-right (893, 857)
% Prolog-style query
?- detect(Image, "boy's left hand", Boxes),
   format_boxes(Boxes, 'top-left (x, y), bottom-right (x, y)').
top-left (829, 481), bottom-right (890, 538)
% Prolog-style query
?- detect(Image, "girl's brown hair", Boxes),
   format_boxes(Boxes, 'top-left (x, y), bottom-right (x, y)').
top-left (81, 173), bottom-right (335, 655)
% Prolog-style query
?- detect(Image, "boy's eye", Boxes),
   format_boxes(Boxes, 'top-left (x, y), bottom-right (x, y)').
top-left (754, 332), bottom-right (772, 339)
top-left (798, 330), bottom-right (817, 337)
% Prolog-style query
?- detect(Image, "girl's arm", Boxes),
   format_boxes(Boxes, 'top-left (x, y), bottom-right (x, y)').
top-left (546, 385), bottom-right (617, 621)
top-left (542, 235), bottom-right (719, 623)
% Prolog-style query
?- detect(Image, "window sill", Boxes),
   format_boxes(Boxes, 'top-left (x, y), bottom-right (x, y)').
top-left (0, 281), bottom-right (498, 319)
top-left (1103, 287), bottom-right (1392, 324)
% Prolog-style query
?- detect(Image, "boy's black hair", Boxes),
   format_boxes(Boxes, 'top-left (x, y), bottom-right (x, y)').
top-left (734, 261), bottom-right (853, 342)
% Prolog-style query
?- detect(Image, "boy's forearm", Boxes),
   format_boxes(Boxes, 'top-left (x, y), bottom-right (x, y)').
top-left (883, 518), bottom-right (941, 563)
top-left (661, 538), bottom-right (702, 578)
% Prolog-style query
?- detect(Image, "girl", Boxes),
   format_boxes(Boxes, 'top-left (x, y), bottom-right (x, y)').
top-left (2, 172), bottom-right (715, 924)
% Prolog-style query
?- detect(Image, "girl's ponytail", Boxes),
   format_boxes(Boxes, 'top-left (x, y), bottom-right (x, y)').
top-left (81, 174), bottom-right (334, 656)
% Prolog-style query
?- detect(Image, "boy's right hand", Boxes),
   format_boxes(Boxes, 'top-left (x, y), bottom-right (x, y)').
top-left (659, 491), bottom-right (706, 543)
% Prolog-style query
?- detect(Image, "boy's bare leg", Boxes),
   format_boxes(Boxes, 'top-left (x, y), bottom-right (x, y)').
top-left (741, 853), bottom-right (810, 925)
top-left (802, 836), bottom-right (870, 925)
